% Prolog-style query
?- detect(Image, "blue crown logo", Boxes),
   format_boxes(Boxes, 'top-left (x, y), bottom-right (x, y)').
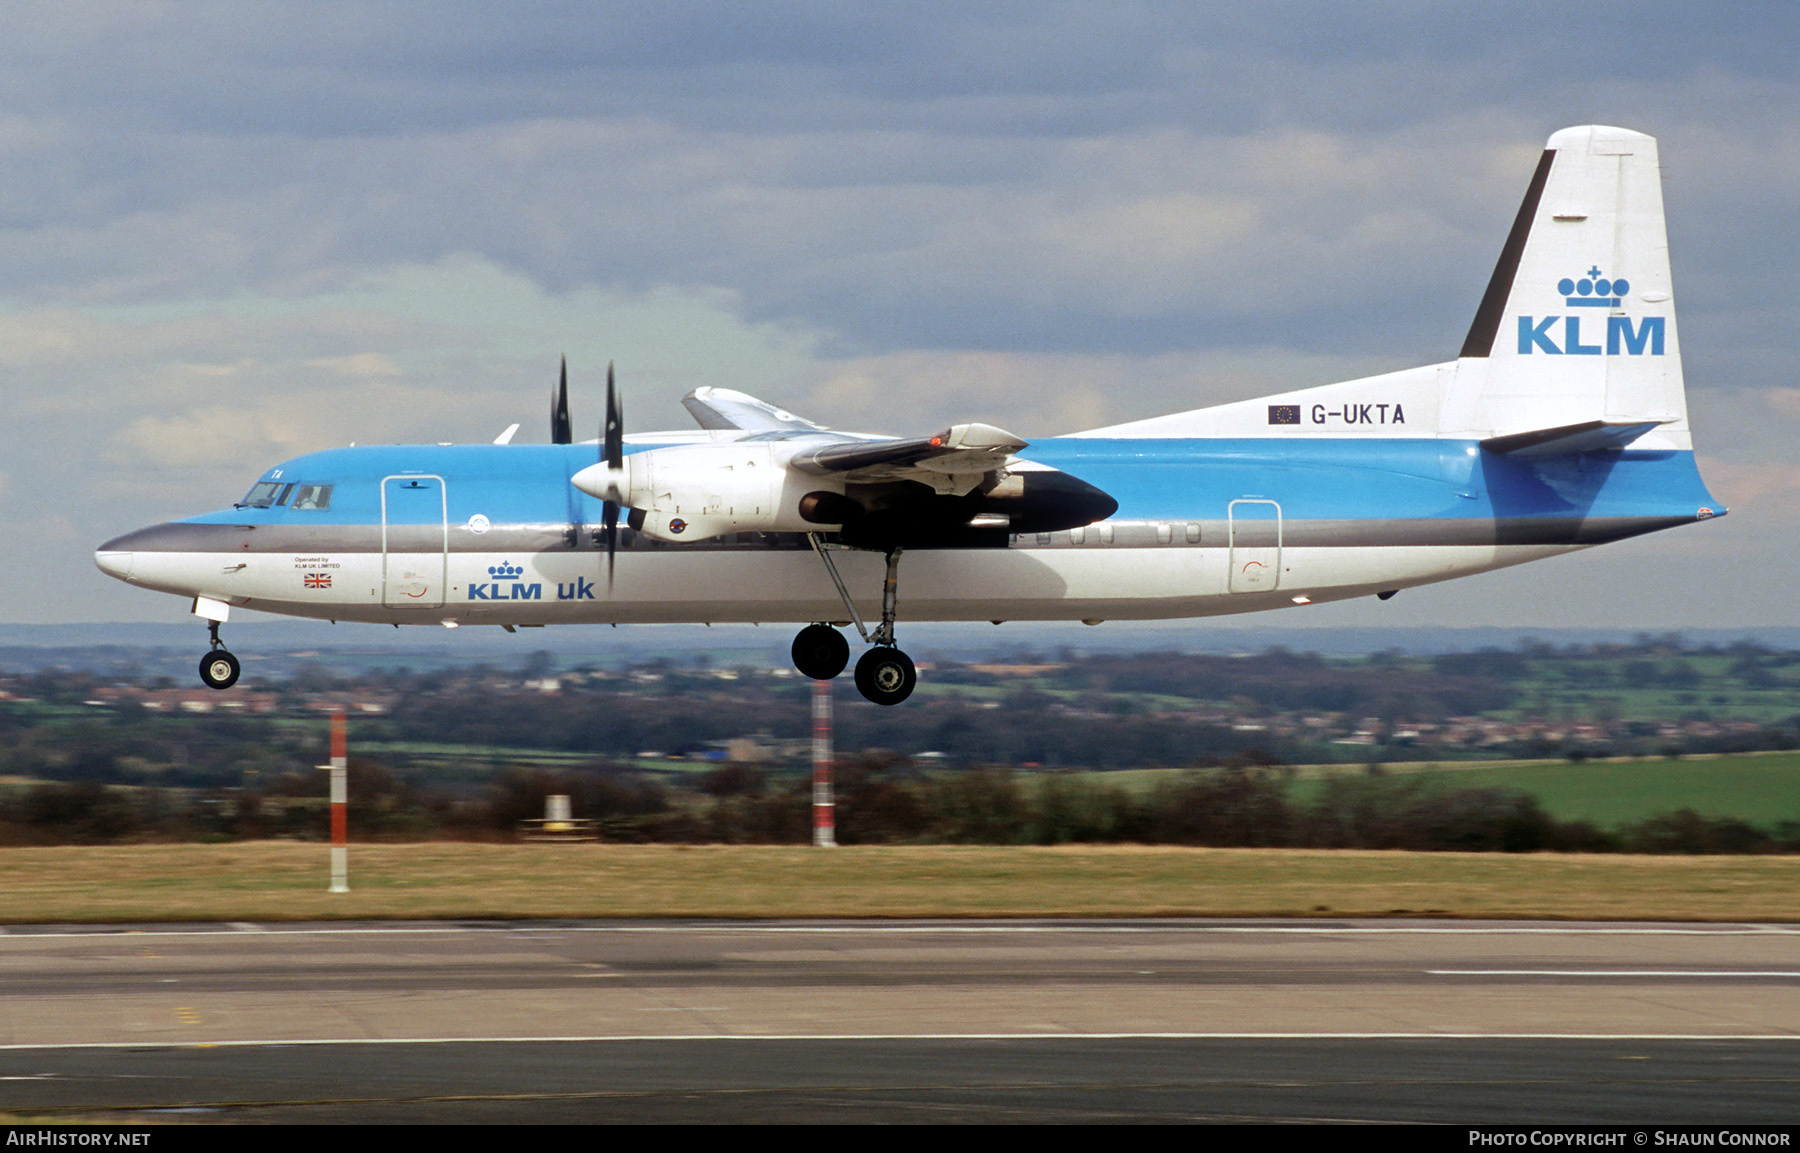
top-left (1558, 266), bottom-right (1629, 308)
top-left (488, 561), bottom-right (524, 579)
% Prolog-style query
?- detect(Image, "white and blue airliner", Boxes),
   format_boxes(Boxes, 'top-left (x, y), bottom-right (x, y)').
top-left (96, 126), bottom-right (1723, 705)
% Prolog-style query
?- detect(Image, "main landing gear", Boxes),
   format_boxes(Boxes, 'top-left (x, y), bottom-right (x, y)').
top-left (853, 646), bottom-right (915, 707)
top-left (198, 620), bottom-right (240, 690)
top-left (791, 623), bottom-right (850, 680)
top-left (794, 539), bottom-right (918, 706)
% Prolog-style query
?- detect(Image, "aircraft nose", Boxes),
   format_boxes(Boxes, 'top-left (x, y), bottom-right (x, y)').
top-left (94, 546), bottom-right (135, 582)
top-left (95, 526), bottom-right (171, 583)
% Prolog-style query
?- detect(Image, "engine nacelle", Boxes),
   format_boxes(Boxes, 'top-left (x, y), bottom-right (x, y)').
top-left (573, 443), bottom-right (852, 542)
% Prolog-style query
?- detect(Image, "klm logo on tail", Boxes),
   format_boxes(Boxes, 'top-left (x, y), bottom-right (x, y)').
top-left (1518, 266), bottom-right (1664, 356)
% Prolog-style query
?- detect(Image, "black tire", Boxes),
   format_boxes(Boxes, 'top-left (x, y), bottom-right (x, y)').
top-left (853, 646), bottom-right (916, 706)
top-left (791, 624), bottom-right (850, 680)
top-left (199, 649), bottom-right (241, 690)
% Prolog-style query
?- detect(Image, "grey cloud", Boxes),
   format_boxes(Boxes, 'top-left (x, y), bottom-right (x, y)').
top-left (10, 4), bottom-right (1795, 138)
top-left (2, 4), bottom-right (1795, 625)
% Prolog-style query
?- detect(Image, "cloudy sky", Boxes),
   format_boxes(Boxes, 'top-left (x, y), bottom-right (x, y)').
top-left (9, 2), bottom-right (1797, 631)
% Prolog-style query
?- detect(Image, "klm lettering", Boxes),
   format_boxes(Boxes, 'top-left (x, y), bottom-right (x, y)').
top-left (557, 578), bottom-right (596, 601)
top-left (468, 581), bottom-right (543, 601)
top-left (468, 577), bottom-right (594, 601)
top-left (1517, 315), bottom-right (1665, 355)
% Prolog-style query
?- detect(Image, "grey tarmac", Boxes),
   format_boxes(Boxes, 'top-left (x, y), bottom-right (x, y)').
top-left (2, 918), bottom-right (1797, 1122)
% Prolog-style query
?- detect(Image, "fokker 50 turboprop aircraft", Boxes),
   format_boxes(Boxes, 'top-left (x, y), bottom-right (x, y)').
top-left (96, 126), bottom-right (1722, 705)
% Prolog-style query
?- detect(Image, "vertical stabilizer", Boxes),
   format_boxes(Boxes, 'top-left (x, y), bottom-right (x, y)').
top-left (1447, 126), bottom-right (1687, 448)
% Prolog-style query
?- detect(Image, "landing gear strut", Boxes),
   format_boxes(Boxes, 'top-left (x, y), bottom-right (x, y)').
top-left (198, 620), bottom-right (240, 690)
top-left (803, 538), bottom-right (917, 705)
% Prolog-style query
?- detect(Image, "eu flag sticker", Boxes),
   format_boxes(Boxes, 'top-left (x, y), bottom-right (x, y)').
top-left (1267, 404), bottom-right (1300, 425)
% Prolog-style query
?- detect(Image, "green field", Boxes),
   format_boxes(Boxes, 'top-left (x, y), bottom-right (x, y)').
top-left (1089, 752), bottom-right (1800, 830)
top-left (1287, 752), bottom-right (1800, 829)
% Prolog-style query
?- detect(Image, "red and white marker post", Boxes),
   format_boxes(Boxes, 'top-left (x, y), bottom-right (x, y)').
top-left (812, 678), bottom-right (836, 847)
top-left (324, 709), bottom-right (349, 892)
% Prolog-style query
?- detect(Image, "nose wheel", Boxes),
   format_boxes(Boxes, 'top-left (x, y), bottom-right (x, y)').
top-left (199, 649), bottom-right (241, 690)
top-left (198, 620), bottom-right (240, 690)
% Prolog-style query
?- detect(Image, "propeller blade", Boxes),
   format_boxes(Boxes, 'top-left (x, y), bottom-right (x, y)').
top-left (600, 361), bottom-right (624, 589)
top-left (603, 499), bottom-right (619, 589)
top-left (551, 356), bottom-right (572, 444)
top-left (604, 361), bottom-right (622, 469)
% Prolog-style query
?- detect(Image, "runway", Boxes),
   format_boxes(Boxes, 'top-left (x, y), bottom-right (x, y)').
top-left (2, 919), bottom-right (1798, 1122)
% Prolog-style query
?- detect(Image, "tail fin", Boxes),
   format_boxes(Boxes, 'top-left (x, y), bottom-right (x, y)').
top-left (1447, 125), bottom-right (1688, 448)
top-left (1066, 126), bottom-right (1690, 447)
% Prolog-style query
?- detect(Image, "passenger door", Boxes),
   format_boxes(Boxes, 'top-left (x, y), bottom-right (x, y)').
top-left (381, 475), bottom-right (448, 609)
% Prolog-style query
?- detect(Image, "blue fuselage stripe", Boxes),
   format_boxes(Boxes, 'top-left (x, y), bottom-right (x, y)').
top-left (179, 438), bottom-right (1719, 531)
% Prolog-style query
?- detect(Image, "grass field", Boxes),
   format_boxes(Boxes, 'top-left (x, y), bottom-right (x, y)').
top-left (1090, 752), bottom-right (1800, 830)
top-left (1, 842), bottom-right (1797, 924)
top-left (1285, 752), bottom-right (1800, 829)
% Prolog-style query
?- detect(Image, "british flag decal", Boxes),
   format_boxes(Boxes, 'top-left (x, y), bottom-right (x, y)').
top-left (304, 573), bottom-right (332, 589)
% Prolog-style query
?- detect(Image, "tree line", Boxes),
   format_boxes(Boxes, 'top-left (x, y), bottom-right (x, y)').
top-left (3, 755), bottom-right (1794, 855)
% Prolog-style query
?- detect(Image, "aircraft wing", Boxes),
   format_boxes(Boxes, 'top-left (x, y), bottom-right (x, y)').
top-left (578, 384), bottom-right (1105, 543)
top-left (787, 423), bottom-right (1027, 489)
top-left (682, 387), bottom-right (829, 433)
top-left (681, 386), bottom-right (1028, 493)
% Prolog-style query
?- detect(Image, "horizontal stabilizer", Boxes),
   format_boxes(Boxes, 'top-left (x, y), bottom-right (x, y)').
top-left (1481, 420), bottom-right (1666, 457)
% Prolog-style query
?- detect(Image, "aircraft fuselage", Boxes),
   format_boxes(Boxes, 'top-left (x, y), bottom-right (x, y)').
top-left (96, 434), bottom-right (1717, 628)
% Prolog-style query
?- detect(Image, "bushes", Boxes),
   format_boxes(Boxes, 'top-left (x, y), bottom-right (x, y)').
top-left (1293, 776), bottom-right (1612, 852)
top-left (1616, 810), bottom-right (1800, 854)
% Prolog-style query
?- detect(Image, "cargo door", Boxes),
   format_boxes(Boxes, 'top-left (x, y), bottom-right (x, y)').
top-left (1227, 499), bottom-right (1282, 593)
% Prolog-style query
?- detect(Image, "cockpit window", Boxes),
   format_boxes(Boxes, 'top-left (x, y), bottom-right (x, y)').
top-left (289, 484), bottom-right (332, 510)
top-left (239, 482), bottom-right (283, 508)
top-left (238, 482), bottom-right (332, 510)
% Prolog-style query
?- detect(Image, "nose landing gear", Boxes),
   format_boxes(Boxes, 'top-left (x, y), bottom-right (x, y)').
top-left (198, 620), bottom-right (241, 690)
